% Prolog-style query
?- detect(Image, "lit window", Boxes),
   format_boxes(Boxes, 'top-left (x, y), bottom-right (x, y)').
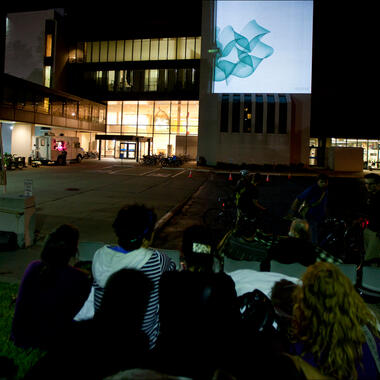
top-left (45, 34), bottom-right (52, 57)
top-left (44, 66), bottom-right (51, 87)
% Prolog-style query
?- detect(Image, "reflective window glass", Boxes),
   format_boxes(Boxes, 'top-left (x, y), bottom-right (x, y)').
top-left (116, 40), bottom-right (124, 61)
top-left (133, 40), bottom-right (141, 61)
top-left (188, 101), bottom-right (199, 127)
top-left (150, 39), bottom-right (159, 60)
top-left (108, 71), bottom-right (115, 91)
top-left (186, 37), bottom-right (195, 59)
top-left (107, 101), bottom-right (122, 125)
top-left (195, 37), bottom-right (201, 58)
top-left (100, 41), bottom-right (108, 62)
top-left (255, 95), bottom-right (263, 133)
top-left (84, 42), bottom-right (92, 62)
top-left (108, 41), bottom-right (116, 62)
top-left (266, 95), bottom-right (275, 133)
top-left (137, 101), bottom-right (154, 136)
top-left (92, 41), bottom-right (99, 62)
top-left (168, 38), bottom-right (176, 59)
top-left (159, 38), bottom-right (168, 60)
top-left (177, 37), bottom-right (186, 59)
top-left (154, 101), bottom-right (170, 133)
top-left (125, 40), bottom-right (132, 61)
top-left (141, 39), bottom-right (150, 61)
top-left (122, 101), bottom-right (138, 134)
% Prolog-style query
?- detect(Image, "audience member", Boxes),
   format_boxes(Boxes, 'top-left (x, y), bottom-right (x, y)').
top-left (289, 173), bottom-right (329, 244)
top-left (91, 203), bottom-right (176, 350)
top-left (180, 224), bottom-right (219, 272)
top-left (363, 173), bottom-right (380, 264)
top-left (261, 218), bottom-right (342, 271)
top-left (290, 262), bottom-right (380, 380)
top-left (11, 224), bottom-right (91, 350)
top-left (24, 268), bottom-right (152, 380)
top-left (152, 224), bottom-right (240, 378)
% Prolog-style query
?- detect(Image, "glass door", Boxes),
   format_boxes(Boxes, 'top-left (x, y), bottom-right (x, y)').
top-left (119, 142), bottom-right (136, 159)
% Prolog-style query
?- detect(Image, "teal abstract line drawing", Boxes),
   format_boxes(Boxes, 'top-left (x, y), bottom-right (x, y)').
top-left (215, 20), bottom-right (274, 84)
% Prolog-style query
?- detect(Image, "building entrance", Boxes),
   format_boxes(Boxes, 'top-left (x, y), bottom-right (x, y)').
top-left (120, 143), bottom-right (136, 159)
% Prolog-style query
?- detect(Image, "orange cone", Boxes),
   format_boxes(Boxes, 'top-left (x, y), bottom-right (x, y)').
top-left (266, 174), bottom-right (270, 182)
top-left (188, 170), bottom-right (192, 178)
top-left (228, 173), bottom-right (233, 181)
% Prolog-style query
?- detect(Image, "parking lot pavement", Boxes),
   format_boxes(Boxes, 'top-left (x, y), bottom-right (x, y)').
top-left (0, 160), bottom-right (368, 284)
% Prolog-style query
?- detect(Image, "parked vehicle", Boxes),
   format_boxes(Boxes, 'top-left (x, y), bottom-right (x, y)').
top-left (3, 153), bottom-right (26, 170)
top-left (160, 155), bottom-right (183, 167)
top-left (83, 151), bottom-right (99, 159)
top-left (32, 135), bottom-right (84, 165)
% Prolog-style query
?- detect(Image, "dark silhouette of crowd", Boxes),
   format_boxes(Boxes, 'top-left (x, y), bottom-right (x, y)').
top-left (4, 194), bottom-right (380, 380)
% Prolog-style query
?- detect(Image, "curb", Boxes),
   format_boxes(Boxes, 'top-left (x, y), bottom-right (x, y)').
top-left (153, 177), bottom-right (209, 234)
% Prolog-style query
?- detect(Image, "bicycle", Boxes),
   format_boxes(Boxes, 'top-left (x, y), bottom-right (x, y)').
top-left (203, 195), bottom-right (238, 232)
top-left (318, 216), bottom-right (367, 264)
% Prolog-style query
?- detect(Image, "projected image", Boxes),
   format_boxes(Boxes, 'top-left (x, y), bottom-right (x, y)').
top-left (213, 1), bottom-right (313, 94)
top-left (215, 20), bottom-right (274, 83)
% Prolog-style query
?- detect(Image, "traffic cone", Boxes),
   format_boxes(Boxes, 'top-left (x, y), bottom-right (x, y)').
top-left (188, 170), bottom-right (192, 178)
top-left (228, 173), bottom-right (233, 181)
top-left (266, 174), bottom-right (270, 182)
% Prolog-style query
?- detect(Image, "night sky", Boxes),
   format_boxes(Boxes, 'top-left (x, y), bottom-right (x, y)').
top-left (3, 2), bottom-right (376, 138)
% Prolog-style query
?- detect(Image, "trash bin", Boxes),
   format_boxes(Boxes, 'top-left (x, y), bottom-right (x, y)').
top-left (0, 195), bottom-right (36, 248)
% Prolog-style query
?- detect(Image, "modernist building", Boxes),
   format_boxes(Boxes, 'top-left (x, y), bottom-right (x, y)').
top-left (1, 3), bottom-right (379, 168)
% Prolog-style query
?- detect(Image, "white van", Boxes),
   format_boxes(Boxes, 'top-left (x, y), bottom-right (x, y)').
top-left (32, 135), bottom-right (84, 165)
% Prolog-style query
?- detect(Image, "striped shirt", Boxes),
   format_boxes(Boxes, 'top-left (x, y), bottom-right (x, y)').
top-left (93, 248), bottom-right (175, 349)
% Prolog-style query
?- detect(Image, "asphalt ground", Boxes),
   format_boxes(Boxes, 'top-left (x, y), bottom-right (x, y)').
top-left (0, 159), bottom-right (370, 284)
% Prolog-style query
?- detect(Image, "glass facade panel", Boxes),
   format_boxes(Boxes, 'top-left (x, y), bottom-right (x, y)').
top-left (232, 95), bottom-right (240, 133)
top-left (84, 42), bottom-right (91, 62)
top-left (116, 40), bottom-right (124, 61)
top-left (243, 94), bottom-right (252, 133)
top-left (347, 139), bottom-right (358, 147)
top-left (79, 37), bottom-right (201, 64)
top-left (92, 41), bottom-right (99, 62)
top-left (187, 101), bottom-right (198, 127)
top-left (45, 34), bottom-right (52, 57)
top-left (124, 40), bottom-right (133, 61)
top-left (100, 41), bottom-right (108, 62)
top-left (195, 37), bottom-right (201, 58)
top-left (108, 40), bottom-right (116, 62)
top-left (168, 38), bottom-right (176, 60)
top-left (266, 95), bottom-right (275, 133)
top-left (108, 125), bottom-right (121, 133)
top-left (133, 39), bottom-right (141, 61)
top-left (159, 38), bottom-right (168, 60)
top-left (186, 37), bottom-right (195, 59)
top-left (141, 39), bottom-right (150, 61)
top-left (137, 101), bottom-right (154, 136)
top-left (122, 101), bottom-right (138, 134)
top-left (154, 101), bottom-right (170, 154)
top-left (220, 95), bottom-right (229, 132)
top-left (279, 95), bottom-right (288, 134)
top-left (150, 39), bottom-right (159, 60)
top-left (108, 71), bottom-right (115, 91)
top-left (106, 100), bottom-right (198, 156)
top-left (177, 37), bottom-right (186, 59)
top-left (107, 101), bottom-right (122, 125)
top-left (255, 95), bottom-right (263, 133)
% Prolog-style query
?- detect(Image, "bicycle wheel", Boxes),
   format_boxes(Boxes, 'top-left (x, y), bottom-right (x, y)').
top-left (203, 208), bottom-right (234, 230)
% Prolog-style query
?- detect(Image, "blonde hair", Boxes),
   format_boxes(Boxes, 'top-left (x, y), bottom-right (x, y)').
top-left (291, 262), bottom-right (379, 380)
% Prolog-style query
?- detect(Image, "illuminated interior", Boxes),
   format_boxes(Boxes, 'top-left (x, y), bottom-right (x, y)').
top-left (106, 100), bottom-right (199, 157)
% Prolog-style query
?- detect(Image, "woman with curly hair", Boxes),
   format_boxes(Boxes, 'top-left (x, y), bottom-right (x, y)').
top-left (290, 262), bottom-right (380, 380)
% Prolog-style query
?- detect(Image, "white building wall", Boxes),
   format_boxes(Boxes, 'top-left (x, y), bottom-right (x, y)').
top-left (11, 123), bottom-right (34, 158)
top-left (5, 10), bottom-right (55, 85)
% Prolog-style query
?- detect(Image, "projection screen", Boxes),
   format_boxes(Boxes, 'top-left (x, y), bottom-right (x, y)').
top-left (213, 0), bottom-right (314, 94)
